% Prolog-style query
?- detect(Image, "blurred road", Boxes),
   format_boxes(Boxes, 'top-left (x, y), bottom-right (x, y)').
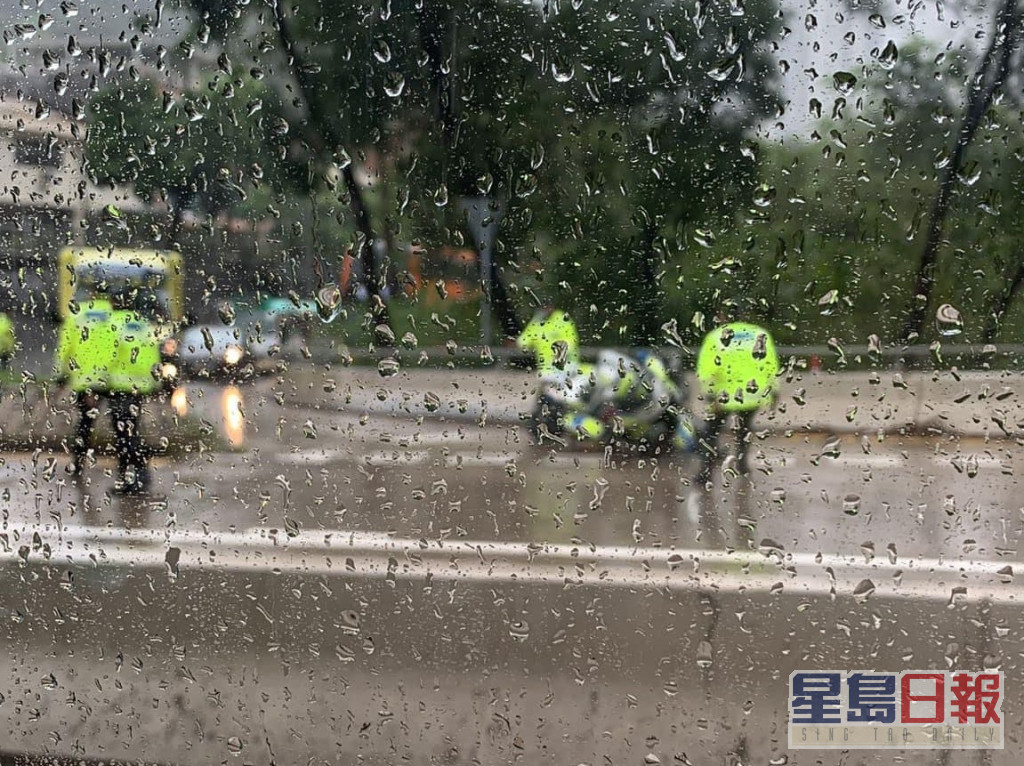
top-left (0, 379), bottom-right (1019, 764)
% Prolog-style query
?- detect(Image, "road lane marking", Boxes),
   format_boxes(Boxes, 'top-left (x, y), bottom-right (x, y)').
top-left (6, 523), bottom-right (1022, 604)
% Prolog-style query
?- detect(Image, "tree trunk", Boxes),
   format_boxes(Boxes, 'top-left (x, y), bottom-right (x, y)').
top-left (901, 0), bottom-right (1021, 341)
top-left (488, 254), bottom-right (522, 341)
top-left (983, 258), bottom-right (1024, 341)
top-left (271, 0), bottom-right (389, 326)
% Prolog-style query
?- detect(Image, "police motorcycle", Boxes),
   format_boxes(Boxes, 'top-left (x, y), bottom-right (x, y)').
top-left (529, 349), bottom-right (697, 453)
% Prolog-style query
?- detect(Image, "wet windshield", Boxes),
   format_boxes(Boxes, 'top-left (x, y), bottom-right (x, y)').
top-left (0, 0), bottom-right (1018, 762)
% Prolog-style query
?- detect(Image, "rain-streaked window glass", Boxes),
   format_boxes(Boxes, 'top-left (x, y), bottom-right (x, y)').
top-left (0, 0), bottom-right (1018, 762)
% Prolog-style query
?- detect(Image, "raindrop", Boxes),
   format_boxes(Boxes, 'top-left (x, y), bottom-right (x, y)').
top-left (707, 54), bottom-right (742, 82)
top-left (842, 494), bottom-right (861, 516)
top-left (878, 40), bottom-right (898, 69)
top-left (695, 640), bottom-right (713, 668)
top-left (551, 61), bottom-right (575, 82)
top-left (315, 285), bottom-right (343, 323)
top-left (818, 289), bottom-right (839, 315)
top-left (997, 565), bottom-right (1013, 584)
top-left (226, 736), bottom-right (243, 755)
top-left (377, 358), bottom-right (399, 377)
top-left (758, 538), bottom-right (784, 557)
top-left (664, 31), bottom-right (685, 61)
top-left (770, 487), bottom-right (786, 504)
top-left (423, 392), bottom-right (441, 412)
top-left (384, 72), bottom-right (406, 98)
top-left (804, 14), bottom-right (817, 30)
top-left (832, 71), bottom-right (857, 95)
top-left (60, 0), bottom-right (78, 16)
top-left (853, 579), bottom-right (876, 602)
top-left (868, 13), bottom-right (886, 27)
top-left (372, 38), bottom-right (392, 63)
top-left (693, 228), bottom-right (716, 247)
top-left (508, 620), bottom-right (530, 641)
top-left (218, 303), bottom-right (236, 325)
top-left (935, 304), bottom-right (963, 336)
top-left (886, 543), bottom-right (897, 564)
top-left (752, 184), bottom-right (776, 208)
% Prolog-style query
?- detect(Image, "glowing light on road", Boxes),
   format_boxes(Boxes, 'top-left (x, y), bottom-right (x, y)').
top-left (222, 385), bottom-right (245, 447)
top-left (223, 345), bottom-right (244, 366)
top-left (170, 387), bottom-right (188, 417)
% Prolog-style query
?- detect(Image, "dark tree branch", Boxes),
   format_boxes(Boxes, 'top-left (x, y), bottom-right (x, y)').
top-left (901, 0), bottom-right (1021, 341)
top-left (983, 257), bottom-right (1024, 341)
top-left (271, 0), bottom-right (389, 325)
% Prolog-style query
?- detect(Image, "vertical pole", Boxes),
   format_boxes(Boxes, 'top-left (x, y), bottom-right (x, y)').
top-left (480, 237), bottom-right (492, 347)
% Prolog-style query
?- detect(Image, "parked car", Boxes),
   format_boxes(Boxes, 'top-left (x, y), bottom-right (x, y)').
top-left (171, 312), bottom-right (283, 379)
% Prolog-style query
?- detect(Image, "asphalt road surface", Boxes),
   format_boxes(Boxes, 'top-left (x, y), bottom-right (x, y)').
top-left (0, 381), bottom-right (1019, 765)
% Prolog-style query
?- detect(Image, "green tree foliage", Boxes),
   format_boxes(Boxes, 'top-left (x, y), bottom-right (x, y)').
top-left (85, 76), bottom-right (305, 234)
top-left (103, 0), bottom-right (783, 346)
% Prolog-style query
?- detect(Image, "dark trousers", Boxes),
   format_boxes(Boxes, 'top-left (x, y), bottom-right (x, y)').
top-left (695, 409), bottom-right (757, 487)
top-left (73, 391), bottom-right (148, 487)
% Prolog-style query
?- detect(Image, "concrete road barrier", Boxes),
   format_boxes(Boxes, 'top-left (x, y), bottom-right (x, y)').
top-left (0, 383), bottom-right (220, 453)
top-left (273, 364), bottom-right (1024, 439)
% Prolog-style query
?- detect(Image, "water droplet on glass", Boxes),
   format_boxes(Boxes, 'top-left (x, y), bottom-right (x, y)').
top-left (853, 579), bottom-right (876, 602)
top-left (842, 494), bottom-right (861, 516)
top-left (997, 565), bottom-right (1013, 584)
top-left (868, 13), bottom-right (886, 27)
top-left (372, 38), bottom-right (392, 63)
top-left (832, 71), bottom-right (857, 95)
top-left (758, 538), bottom-right (784, 558)
top-left (226, 736), bottom-right (243, 755)
top-left (695, 640), bottom-right (713, 668)
top-left (935, 304), bottom-right (963, 336)
top-left (377, 358), bottom-right (400, 377)
top-left (752, 184), bottom-right (776, 208)
top-left (218, 303), bottom-right (236, 325)
top-left (551, 61), bottom-right (575, 82)
top-left (770, 487), bottom-right (786, 504)
top-left (508, 620), bottom-right (530, 641)
top-left (60, 0), bottom-right (78, 16)
top-left (707, 54), bottom-right (742, 82)
top-left (878, 40), bottom-right (898, 69)
top-left (384, 72), bottom-right (406, 98)
top-left (424, 391), bottom-right (441, 412)
top-left (886, 543), bottom-right (897, 564)
top-left (818, 289), bottom-right (839, 315)
top-left (315, 285), bottom-right (343, 323)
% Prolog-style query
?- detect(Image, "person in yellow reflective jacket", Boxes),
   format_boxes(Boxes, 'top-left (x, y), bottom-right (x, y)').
top-left (694, 318), bottom-right (779, 486)
top-left (55, 287), bottom-right (162, 493)
top-left (0, 312), bottom-right (15, 363)
top-left (107, 289), bottom-right (164, 493)
top-left (517, 307), bottom-right (593, 405)
top-left (517, 307), bottom-right (583, 374)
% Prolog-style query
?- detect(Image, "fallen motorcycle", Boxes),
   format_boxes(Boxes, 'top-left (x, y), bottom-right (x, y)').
top-left (528, 351), bottom-right (698, 454)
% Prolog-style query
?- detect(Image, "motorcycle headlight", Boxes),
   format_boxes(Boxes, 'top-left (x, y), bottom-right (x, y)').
top-left (223, 345), bottom-right (244, 366)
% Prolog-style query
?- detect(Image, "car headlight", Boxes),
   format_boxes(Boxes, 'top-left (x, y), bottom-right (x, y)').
top-left (160, 362), bottom-right (178, 380)
top-left (223, 345), bottom-right (244, 366)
